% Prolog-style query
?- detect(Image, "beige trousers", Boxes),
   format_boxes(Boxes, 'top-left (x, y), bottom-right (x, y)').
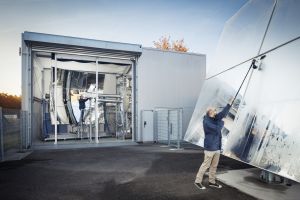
top-left (195, 150), bottom-right (220, 184)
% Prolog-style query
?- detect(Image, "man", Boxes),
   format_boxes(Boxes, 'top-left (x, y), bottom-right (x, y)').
top-left (78, 95), bottom-right (90, 123)
top-left (194, 100), bottom-right (232, 190)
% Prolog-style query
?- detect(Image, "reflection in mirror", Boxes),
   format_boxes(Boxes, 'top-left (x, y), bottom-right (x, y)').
top-left (223, 39), bottom-right (300, 181)
top-left (186, 0), bottom-right (300, 183)
top-left (184, 61), bottom-right (253, 148)
top-left (208, 0), bottom-right (275, 77)
top-left (186, 38), bottom-right (300, 182)
top-left (261, 0), bottom-right (300, 52)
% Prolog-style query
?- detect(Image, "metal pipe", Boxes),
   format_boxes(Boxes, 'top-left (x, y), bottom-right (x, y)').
top-left (98, 99), bottom-right (123, 103)
top-left (132, 59), bottom-right (137, 142)
top-left (123, 76), bottom-right (126, 137)
top-left (168, 110), bottom-right (170, 146)
top-left (54, 54), bottom-right (58, 145)
top-left (41, 69), bottom-right (45, 139)
top-left (89, 102), bottom-right (92, 142)
top-left (230, 59), bottom-right (257, 107)
top-left (95, 59), bottom-right (99, 143)
top-left (31, 49), bottom-right (134, 61)
top-left (98, 94), bottom-right (122, 98)
top-left (27, 45), bottom-right (33, 148)
top-left (21, 35), bottom-right (26, 150)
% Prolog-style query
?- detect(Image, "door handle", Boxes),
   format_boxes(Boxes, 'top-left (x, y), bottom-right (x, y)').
top-left (144, 121), bottom-right (147, 127)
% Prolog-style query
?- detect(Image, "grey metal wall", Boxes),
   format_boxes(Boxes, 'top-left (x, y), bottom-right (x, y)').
top-left (137, 48), bottom-right (206, 142)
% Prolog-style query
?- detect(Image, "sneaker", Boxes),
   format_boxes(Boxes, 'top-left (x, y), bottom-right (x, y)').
top-left (194, 182), bottom-right (206, 190)
top-left (209, 182), bottom-right (222, 188)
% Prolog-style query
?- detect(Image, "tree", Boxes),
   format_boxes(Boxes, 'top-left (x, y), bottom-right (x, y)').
top-left (0, 93), bottom-right (21, 109)
top-left (172, 39), bottom-right (188, 52)
top-left (153, 36), bottom-right (171, 50)
top-left (153, 36), bottom-right (189, 52)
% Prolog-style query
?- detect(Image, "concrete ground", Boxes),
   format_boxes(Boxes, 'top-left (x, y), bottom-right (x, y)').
top-left (0, 144), bottom-right (257, 200)
top-left (218, 168), bottom-right (299, 200)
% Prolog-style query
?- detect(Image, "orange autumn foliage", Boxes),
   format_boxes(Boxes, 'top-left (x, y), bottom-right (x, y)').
top-left (153, 36), bottom-right (189, 52)
top-left (153, 36), bottom-right (171, 50)
top-left (172, 39), bottom-right (189, 52)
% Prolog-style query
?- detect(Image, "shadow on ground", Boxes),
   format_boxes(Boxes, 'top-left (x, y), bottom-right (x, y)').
top-left (0, 144), bottom-right (257, 200)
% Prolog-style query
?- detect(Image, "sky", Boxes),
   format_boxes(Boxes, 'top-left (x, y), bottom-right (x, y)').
top-left (0, 0), bottom-right (247, 95)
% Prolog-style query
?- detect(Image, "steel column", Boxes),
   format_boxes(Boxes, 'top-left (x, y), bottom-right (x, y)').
top-left (95, 59), bottom-right (99, 143)
top-left (54, 54), bottom-right (58, 145)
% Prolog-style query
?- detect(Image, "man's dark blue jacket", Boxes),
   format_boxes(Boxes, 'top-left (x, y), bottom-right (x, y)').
top-left (203, 104), bottom-right (231, 151)
top-left (79, 98), bottom-right (89, 110)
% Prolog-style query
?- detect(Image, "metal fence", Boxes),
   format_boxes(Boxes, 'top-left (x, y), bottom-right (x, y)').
top-left (0, 107), bottom-right (21, 161)
top-left (154, 108), bottom-right (183, 149)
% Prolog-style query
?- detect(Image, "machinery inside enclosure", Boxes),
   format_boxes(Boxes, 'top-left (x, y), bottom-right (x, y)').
top-left (32, 52), bottom-right (133, 142)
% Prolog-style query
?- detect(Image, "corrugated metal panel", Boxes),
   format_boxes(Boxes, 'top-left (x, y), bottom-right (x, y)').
top-left (31, 43), bottom-right (139, 60)
top-left (23, 32), bottom-right (142, 60)
top-left (24, 31), bottom-right (142, 53)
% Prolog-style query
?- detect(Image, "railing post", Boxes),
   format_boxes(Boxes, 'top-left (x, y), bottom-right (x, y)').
top-left (153, 110), bottom-right (157, 142)
top-left (167, 110), bottom-right (170, 146)
top-left (0, 107), bottom-right (4, 161)
top-left (19, 111), bottom-right (23, 152)
top-left (177, 109), bottom-right (180, 149)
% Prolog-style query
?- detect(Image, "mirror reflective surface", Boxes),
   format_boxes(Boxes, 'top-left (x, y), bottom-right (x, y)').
top-left (208, 0), bottom-right (275, 77)
top-left (261, 0), bottom-right (300, 52)
top-left (185, 0), bottom-right (300, 182)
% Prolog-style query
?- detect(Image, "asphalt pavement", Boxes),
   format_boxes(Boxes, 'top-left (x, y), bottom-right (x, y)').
top-left (0, 144), bottom-right (257, 200)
